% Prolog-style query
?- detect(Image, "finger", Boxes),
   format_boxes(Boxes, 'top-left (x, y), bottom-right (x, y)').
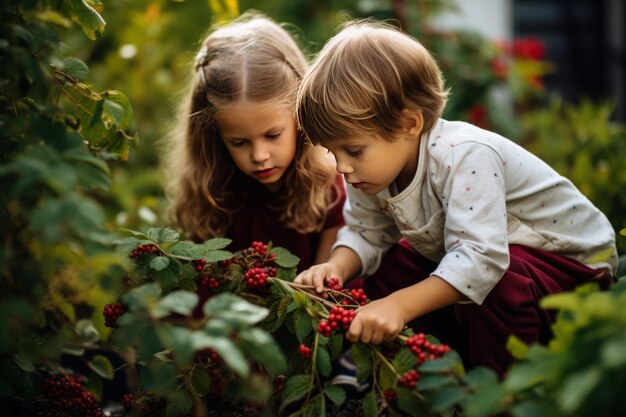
top-left (371, 329), bottom-right (384, 346)
top-left (346, 316), bottom-right (362, 343)
top-left (359, 321), bottom-right (373, 344)
top-left (311, 270), bottom-right (328, 293)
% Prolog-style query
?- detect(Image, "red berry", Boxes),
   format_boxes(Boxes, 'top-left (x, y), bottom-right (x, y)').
top-left (298, 344), bottom-right (312, 359)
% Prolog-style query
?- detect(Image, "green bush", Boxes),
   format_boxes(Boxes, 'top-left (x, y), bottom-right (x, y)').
top-left (521, 97), bottom-right (626, 252)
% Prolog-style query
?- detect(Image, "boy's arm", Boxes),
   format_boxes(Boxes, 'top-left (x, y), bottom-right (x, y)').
top-left (346, 275), bottom-right (466, 345)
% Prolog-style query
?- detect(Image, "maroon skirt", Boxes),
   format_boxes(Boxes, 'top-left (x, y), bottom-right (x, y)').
top-left (350, 239), bottom-right (612, 376)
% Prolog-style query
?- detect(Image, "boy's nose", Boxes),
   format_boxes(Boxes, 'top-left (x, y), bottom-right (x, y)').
top-left (335, 160), bottom-right (353, 175)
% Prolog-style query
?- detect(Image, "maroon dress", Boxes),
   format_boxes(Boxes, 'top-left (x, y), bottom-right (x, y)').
top-left (228, 175), bottom-right (345, 271)
top-left (356, 239), bottom-right (613, 376)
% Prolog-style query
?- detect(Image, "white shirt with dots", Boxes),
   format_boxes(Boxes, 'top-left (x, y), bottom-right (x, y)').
top-left (334, 119), bottom-right (618, 304)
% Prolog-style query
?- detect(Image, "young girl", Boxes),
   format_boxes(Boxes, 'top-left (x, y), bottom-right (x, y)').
top-left (165, 12), bottom-right (344, 270)
top-left (294, 20), bottom-right (618, 375)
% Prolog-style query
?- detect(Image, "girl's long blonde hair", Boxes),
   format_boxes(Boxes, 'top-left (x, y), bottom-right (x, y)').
top-left (165, 12), bottom-right (340, 241)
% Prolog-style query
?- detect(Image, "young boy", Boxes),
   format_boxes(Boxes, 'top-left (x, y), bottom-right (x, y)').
top-left (294, 20), bottom-right (617, 375)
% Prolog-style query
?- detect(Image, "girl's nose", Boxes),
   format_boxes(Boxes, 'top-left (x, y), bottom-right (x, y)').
top-left (251, 145), bottom-right (270, 163)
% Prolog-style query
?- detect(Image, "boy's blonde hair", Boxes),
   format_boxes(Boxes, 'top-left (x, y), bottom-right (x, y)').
top-left (165, 11), bottom-right (339, 241)
top-left (296, 20), bottom-right (448, 144)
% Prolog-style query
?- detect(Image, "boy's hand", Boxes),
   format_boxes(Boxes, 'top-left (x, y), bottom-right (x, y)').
top-left (294, 263), bottom-right (345, 295)
top-left (346, 297), bottom-right (406, 345)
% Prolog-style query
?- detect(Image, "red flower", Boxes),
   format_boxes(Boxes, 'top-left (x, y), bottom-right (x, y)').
top-left (513, 37), bottom-right (546, 60)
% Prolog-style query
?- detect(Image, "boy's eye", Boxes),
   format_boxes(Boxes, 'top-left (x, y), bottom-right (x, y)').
top-left (347, 148), bottom-right (363, 157)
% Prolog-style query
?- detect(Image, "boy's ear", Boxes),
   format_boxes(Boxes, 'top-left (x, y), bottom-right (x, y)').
top-left (401, 108), bottom-right (424, 140)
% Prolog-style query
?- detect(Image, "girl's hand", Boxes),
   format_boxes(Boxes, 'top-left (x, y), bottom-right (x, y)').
top-left (346, 297), bottom-right (406, 345)
top-left (294, 263), bottom-right (345, 295)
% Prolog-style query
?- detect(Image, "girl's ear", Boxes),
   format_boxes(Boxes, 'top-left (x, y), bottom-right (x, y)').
top-left (401, 109), bottom-right (424, 140)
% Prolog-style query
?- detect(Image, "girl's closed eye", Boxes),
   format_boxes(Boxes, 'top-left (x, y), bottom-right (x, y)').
top-left (229, 139), bottom-right (249, 148)
top-left (265, 130), bottom-right (282, 140)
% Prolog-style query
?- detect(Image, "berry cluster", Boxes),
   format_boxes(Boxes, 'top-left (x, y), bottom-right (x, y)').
top-left (324, 278), bottom-right (369, 307)
top-left (128, 244), bottom-right (158, 260)
top-left (405, 333), bottom-right (450, 365)
top-left (218, 256), bottom-right (236, 268)
top-left (326, 277), bottom-right (342, 291)
top-left (240, 241), bottom-right (276, 261)
top-left (298, 344), bottom-right (312, 359)
top-left (317, 306), bottom-right (357, 337)
top-left (192, 259), bottom-right (207, 272)
top-left (200, 276), bottom-right (220, 290)
top-left (41, 374), bottom-right (104, 417)
top-left (349, 288), bottom-right (368, 306)
top-left (102, 303), bottom-right (125, 328)
top-left (399, 369), bottom-right (421, 388)
top-left (121, 393), bottom-right (134, 411)
top-left (247, 241), bottom-right (268, 256)
top-left (243, 267), bottom-right (276, 289)
top-left (195, 348), bottom-right (220, 364)
top-left (136, 391), bottom-right (166, 417)
top-left (383, 388), bottom-right (397, 403)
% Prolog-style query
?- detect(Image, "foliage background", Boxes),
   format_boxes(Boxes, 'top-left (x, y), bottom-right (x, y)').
top-left (59, 0), bottom-right (626, 252)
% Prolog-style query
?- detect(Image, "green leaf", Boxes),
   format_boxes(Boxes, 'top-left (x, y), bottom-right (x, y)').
top-left (511, 400), bottom-right (556, 417)
top-left (292, 291), bottom-right (311, 308)
top-left (323, 383), bottom-right (346, 405)
top-left (203, 293), bottom-right (268, 327)
top-left (316, 346), bottom-right (332, 377)
top-left (239, 328), bottom-right (286, 374)
top-left (117, 228), bottom-right (148, 238)
top-left (153, 291), bottom-right (199, 318)
top-left (506, 335), bottom-right (529, 360)
top-left (430, 385), bottom-right (466, 412)
top-left (465, 382), bottom-right (506, 417)
top-left (504, 361), bottom-right (547, 391)
top-left (87, 354), bottom-right (114, 379)
top-left (75, 319), bottom-right (100, 343)
top-left (558, 367), bottom-right (601, 413)
top-left (391, 348), bottom-right (417, 374)
top-left (418, 374), bottom-right (451, 391)
top-left (189, 332), bottom-right (249, 377)
top-left (12, 355), bottom-right (35, 373)
top-left (601, 333), bottom-right (626, 367)
top-left (280, 374), bottom-right (311, 412)
top-left (203, 250), bottom-right (233, 263)
top-left (102, 90), bottom-right (133, 129)
top-left (465, 366), bottom-right (499, 389)
top-left (147, 227), bottom-right (180, 244)
top-left (149, 256), bottom-right (170, 271)
top-left (352, 343), bottom-right (372, 383)
top-left (165, 389), bottom-right (193, 417)
top-left (153, 259), bottom-right (182, 290)
top-left (270, 247), bottom-right (300, 268)
top-left (362, 389), bottom-right (378, 417)
top-left (303, 393), bottom-right (325, 417)
top-left (61, 57), bottom-right (89, 79)
top-left (169, 241), bottom-right (208, 260)
top-left (191, 366), bottom-right (211, 396)
top-left (294, 308), bottom-right (313, 342)
top-left (121, 283), bottom-right (161, 312)
top-left (203, 237), bottom-right (232, 250)
top-left (68, 0), bottom-right (106, 40)
top-left (396, 387), bottom-right (428, 417)
top-left (327, 334), bottom-right (344, 360)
